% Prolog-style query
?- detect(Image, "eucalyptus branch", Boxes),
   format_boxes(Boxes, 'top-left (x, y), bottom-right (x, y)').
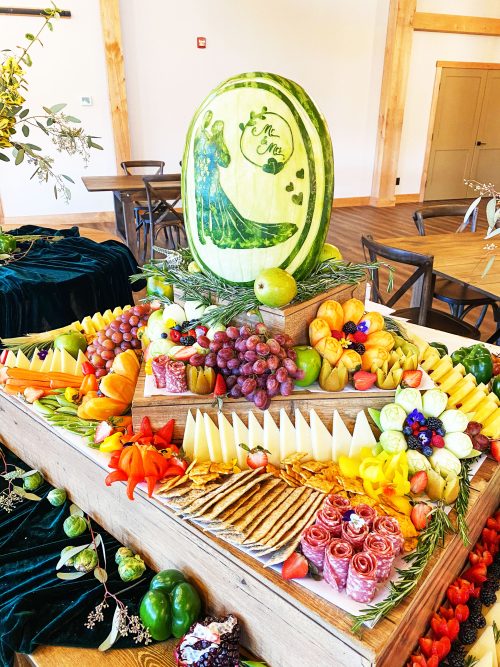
top-left (15, 4), bottom-right (61, 67)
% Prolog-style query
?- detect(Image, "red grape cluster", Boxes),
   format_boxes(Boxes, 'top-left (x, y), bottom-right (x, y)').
top-left (86, 304), bottom-right (151, 378)
top-left (189, 323), bottom-right (303, 410)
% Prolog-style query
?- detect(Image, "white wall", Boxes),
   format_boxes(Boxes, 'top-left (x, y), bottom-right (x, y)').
top-left (120, 0), bottom-right (389, 199)
top-left (0, 0), bottom-right (116, 217)
top-left (417, 0), bottom-right (500, 19)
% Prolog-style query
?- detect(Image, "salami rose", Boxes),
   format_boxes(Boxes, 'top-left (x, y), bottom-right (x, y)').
top-left (353, 503), bottom-right (376, 529)
top-left (300, 524), bottom-right (330, 571)
top-left (165, 360), bottom-right (188, 393)
top-left (325, 494), bottom-right (352, 513)
top-left (363, 533), bottom-right (395, 581)
top-left (323, 539), bottom-right (353, 592)
top-left (373, 515), bottom-right (404, 555)
top-left (341, 514), bottom-right (369, 551)
top-left (152, 355), bottom-right (168, 388)
top-left (315, 505), bottom-right (343, 538)
top-left (346, 551), bottom-right (378, 603)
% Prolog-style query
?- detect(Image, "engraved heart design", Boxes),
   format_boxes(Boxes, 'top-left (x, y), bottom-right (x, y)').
top-left (292, 192), bottom-right (303, 205)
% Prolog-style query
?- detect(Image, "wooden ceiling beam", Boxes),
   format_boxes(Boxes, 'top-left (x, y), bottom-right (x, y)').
top-left (413, 13), bottom-right (500, 37)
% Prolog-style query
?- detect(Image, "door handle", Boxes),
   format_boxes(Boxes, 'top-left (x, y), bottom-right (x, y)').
top-left (476, 141), bottom-right (487, 146)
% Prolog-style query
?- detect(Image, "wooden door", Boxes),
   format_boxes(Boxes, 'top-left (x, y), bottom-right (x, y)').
top-left (425, 68), bottom-right (487, 200)
top-left (470, 70), bottom-right (500, 186)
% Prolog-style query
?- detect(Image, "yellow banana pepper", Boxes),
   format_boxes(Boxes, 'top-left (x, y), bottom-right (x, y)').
top-left (64, 387), bottom-right (79, 403)
top-left (99, 431), bottom-right (124, 452)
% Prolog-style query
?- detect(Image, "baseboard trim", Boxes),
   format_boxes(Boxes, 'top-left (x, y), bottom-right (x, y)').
top-left (369, 193), bottom-right (420, 207)
top-left (333, 196), bottom-right (371, 208)
top-left (1, 211), bottom-right (115, 226)
top-left (395, 193), bottom-right (420, 203)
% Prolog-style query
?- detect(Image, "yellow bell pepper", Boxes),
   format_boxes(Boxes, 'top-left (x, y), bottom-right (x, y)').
top-left (99, 431), bottom-right (124, 452)
top-left (338, 455), bottom-right (360, 479)
top-left (64, 387), bottom-right (79, 403)
top-left (359, 457), bottom-right (386, 483)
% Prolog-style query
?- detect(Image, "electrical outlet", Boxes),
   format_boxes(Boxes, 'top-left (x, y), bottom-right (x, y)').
top-left (81, 96), bottom-right (93, 106)
top-left (395, 177), bottom-right (400, 185)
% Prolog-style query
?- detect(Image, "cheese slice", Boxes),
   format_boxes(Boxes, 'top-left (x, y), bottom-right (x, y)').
top-left (294, 409), bottom-right (313, 461)
top-left (39, 349), bottom-right (53, 373)
top-left (349, 410), bottom-right (377, 458)
top-left (218, 413), bottom-right (238, 463)
top-left (29, 349), bottom-right (43, 372)
top-left (49, 348), bottom-right (62, 373)
top-left (74, 350), bottom-right (86, 376)
top-left (248, 411), bottom-right (264, 450)
top-left (279, 409), bottom-right (296, 462)
top-left (232, 412), bottom-right (249, 469)
top-left (3, 350), bottom-right (17, 368)
top-left (263, 410), bottom-right (280, 467)
top-left (15, 350), bottom-right (31, 370)
top-left (309, 408), bottom-right (332, 462)
top-left (193, 409), bottom-right (210, 462)
top-left (484, 599), bottom-right (500, 630)
top-left (469, 626), bottom-right (498, 667)
top-left (60, 348), bottom-right (77, 375)
top-left (204, 413), bottom-right (223, 463)
top-left (332, 410), bottom-right (352, 461)
top-left (469, 653), bottom-right (494, 667)
top-left (182, 409), bottom-right (195, 460)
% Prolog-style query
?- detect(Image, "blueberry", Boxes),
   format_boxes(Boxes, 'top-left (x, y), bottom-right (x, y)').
top-left (436, 428), bottom-right (445, 436)
top-left (422, 446), bottom-right (433, 457)
top-left (403, 426), bottom-right (413, 436)
top-left (161, 332), bottom-right (168, 339)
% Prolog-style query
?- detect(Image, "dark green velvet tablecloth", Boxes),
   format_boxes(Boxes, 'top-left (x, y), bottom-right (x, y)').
top-left (0, 226), bottom-right (145, 339)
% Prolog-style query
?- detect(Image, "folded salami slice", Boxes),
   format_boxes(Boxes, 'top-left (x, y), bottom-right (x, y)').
top-left (323, 539), bottom-right (353, 592)
top-left (341, 515), bottom-right (369, 551)
top-left (315, 505), bottom-right (343, 538)
top-left (353, 503), bottom-right (377, 529)
top-left (346, 551), bottom-right (378, 603)
top-left (363, 533), bottom-right (395, 581)
top-left (324, 494), bottom-right (352, 514)
top-left (152, 355), bottom-right (168, 388)
top-left (165, 360), bottom-right (188, 393)
top-left (373, 515), bottom-right (404, 555)
top-left (300, 524), bottom-right (331, 572)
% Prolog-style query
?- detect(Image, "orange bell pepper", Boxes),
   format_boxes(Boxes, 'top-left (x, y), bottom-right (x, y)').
top-left (104, 443), bottom-right (170, 500)
top-left (80, 373), bottom-right (98, 394)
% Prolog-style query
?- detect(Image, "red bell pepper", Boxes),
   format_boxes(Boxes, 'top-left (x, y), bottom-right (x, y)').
top-left (105, 469), bottom-right (128, 485)
top-left (104, 443), bottom-right (171, 499)
top-left (153, 434), bottom-right (169, 448)
top-left (486, 516), bottom-right (500, 532)
top-left (81, 361), bottom-right (96, 375)
top-left (156, 418), bottom-right (175, 443)
top-left (140, 416), bottom-right (153, 438)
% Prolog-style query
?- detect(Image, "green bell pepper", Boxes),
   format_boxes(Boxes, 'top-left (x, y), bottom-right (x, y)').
top-left (139, 569), bottom-right (201, 640)
top-left (492, 375), bottom-right (500, 400)
top-left (429, 342), bottom-right (448, 358)
top-left (0, 233), bottom-right (16, 255)
top-left (451, 344), bottom-right (493, 384)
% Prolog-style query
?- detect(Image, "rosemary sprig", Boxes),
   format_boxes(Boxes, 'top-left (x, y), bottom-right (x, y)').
top-left (455, 457), bottom-right (478, 547)
top-left (351, 504), bottom-right (454, 632)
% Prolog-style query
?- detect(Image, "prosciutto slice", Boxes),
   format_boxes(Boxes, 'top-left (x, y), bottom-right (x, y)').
top-left (315, 505), bottom-right (343, 538)
top-left (346, 551), bottom-right (378, 603)
top-left (373, 515), bottom-right (404, 555)
top-left (363, 533), bottom-right (396, 582)
top-left (353, 503), bottom-right (377, 529)
top-left (300, 524), bottom-right (330, 571)
top-left (323, 539), bottom-right (353, 592)
top-left (341, 515), bottom-right (369, 551)
top-left (324, 494), bottom-right (352, 514)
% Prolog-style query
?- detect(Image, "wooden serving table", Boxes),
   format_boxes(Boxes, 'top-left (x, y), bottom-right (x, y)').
top-left (1, 388), bottom-right (499, 667)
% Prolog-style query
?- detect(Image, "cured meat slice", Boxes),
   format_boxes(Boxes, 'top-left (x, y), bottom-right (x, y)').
top-left (346, 551), bottom-right (378, 603)
top-left (363, 533), bottom-right (395, 581)
top-left (373, 515), bottom-right (404, 555)
top-left (152, 355), bottom-right (168, 388)
top-left (300, 524), bottom-right (330, 571)
top-left (315, 504), bottom-right (343, 538)
top-left (152, 356), bottom-right (188, 392)
top-left (341, 515), bottom-right (369, 551)
top-left (323, 539), bottom-right (353, 592)
top-left (353, 503), bottom-right (377, 529)
top-left (324, 494), bottom-right (352, 514)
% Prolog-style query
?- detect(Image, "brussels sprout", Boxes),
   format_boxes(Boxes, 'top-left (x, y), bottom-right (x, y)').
top-left (380, 404), bottom-right (407, 432)
top-left (115, 547), bottom-right (135, 565)
top-left (395, 388), bottom-right (423, 415)
top-left (430, 448), bottom-right (462, 478)
top-left (47, 488), bottom-right (67, 507)
top-left (439, 410), bottom-right (469, 434)
top-left (407, 450), bottom-right (431, 476)
top-left (23, 471), bottom-right (44, 491)
top-left (118, 554), bottom-right (146, 582)
top-left (444, 432), bottom-right (473, 459)
top-left (379, 430), bottom-right (408, 454)
top-left (74, 548), bottom-right (98, 573)
top-left (422, 389), bottom-right (448, 418)
top-left (63, 514), bottom-right (87, 538)
top-left (60, 545), bottom-right (77, 567)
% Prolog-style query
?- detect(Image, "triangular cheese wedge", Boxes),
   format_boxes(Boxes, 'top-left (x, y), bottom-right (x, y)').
top-left (279, 409), bottom-right (296, 462)
top-left (204, 413), bottom-right (222, 463)
top-left (349, 410), bottom-right (377, 458)
top-left (218, 413), bottom-right (238, 464)
top-left (468, 627), bottom-right (498, 667)
top-left (470, 653), bottom-right (494, 667)
top-left (3, 350), bottom-right (17, 368)
top-left (248, 412), bottom-right (264, 450)
top-left (16, 350), bottom-right (31, 370)
top-left (484, 599), bottom-right (500, 632)
top-left (49, 348), bottom-right (62, 373)
top-left (39, 349), bottom-right (53, 373)
top-left (29, 348), bottom-right (43, 372)
top-left (60, 348), bottom-right (77, 375)
top-left (182, 410), bottom-right (195, 461)
top-left (294, 409), bottom-right (313, 461)
top-left (263, 411), bottom-right (280, 467)
top-left (74, 350), bottom-right (86, 376)
top-left (193, 409), bottom-right (210, 462)
top-left (332, 410), bottom-right (352, 461)
top-left (309, 409), bottom-right (332, 462)
top-left (232, 413), bottom-right (249, 469)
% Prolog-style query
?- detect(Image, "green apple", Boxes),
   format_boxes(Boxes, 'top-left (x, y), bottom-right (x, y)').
top-left (318, 243), bottom-right (343, 263)
top-left (253, 268), bottom-right (297, 308)
top-left (54, 332), bottom-right (87, 359)
top-left (145, 309), bottom-right (169, 341)
top-left (293, 345), bottom-right (322, 387)
top-left (147, 276), bottom-right (173, 300)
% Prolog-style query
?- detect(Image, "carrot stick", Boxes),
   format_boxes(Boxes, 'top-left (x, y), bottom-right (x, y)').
top-left (5, 379), bottom-right (50, 388)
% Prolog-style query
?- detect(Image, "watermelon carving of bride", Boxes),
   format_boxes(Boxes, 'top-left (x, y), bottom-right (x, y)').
top-left (182, 72), bottom-right (334, 286)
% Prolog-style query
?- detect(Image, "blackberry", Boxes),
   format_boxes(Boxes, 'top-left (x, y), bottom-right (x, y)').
top-left (487, 576), bottom-right (500, 591)
top-left (427, 417), bottom-right (444, 432)
top-left (480, 583), bottom-right (497, 607)
top-left (179, 335), bottom-right (196, 346)
top-left (458, 620), bottom-right (477, 644)
top-left (444, 642), bottom-right (465, 667)
top-left (342, 321), bottom-right (357, 335)
top-left (467, 596), bottom-right (482, 615)
top-left (175, 615), bottom-right (240, 667)
top-left (469, 612), bottom-right (486, 629)
top-left (353, 343), bottom-right (366, 355)
top-left (407, 435), bottom-right (420, 450)
top-left (488, 561), bottom-right (500, 579)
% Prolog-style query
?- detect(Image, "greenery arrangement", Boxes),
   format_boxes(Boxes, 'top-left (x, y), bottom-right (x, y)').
top-left (463, 180), bottom-right (500, 241)
top-left (0, 3), bottom-right (102, 201)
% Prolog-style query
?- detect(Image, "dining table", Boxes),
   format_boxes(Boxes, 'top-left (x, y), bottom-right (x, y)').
top-left (82, 175), bottom-right (182, 262)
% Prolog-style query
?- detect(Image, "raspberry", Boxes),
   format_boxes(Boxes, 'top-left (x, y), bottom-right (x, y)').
top-left (331, 330), bottom-right (343, 340)
top-left (353, 331), bottom-right (368, 343)
top-left (431, 434), bottom-right (445, 448)
top-left (342, 321), bottom-right (357, 335)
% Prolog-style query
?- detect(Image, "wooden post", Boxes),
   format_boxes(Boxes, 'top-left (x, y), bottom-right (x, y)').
top-left (0, 194), bottom-right (4, 223)
top-left (99, 0), bottom-right (130, 173)
top-left (413, 13), bottom-right (500, 37)
top-left (371, 0), bottom-right (416, 207)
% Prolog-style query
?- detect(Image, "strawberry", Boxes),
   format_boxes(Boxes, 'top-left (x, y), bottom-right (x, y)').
top-left (214, 373), bottom-right (227, 397)
top-left (402, 370), bottom-right (423, 388)
top-left (431, 434), bottom-right (445, 448)
top-left (353, 370), bottom-right (377, 391)
top-left (352, 331), bottom-right (368, 343)
top-left (282, 552), bottom-right (308, 580)
top-left (411, 502), bottom-right (432, 531)
top-left (418, 638), bottom-right (433, 658)
top-left (239, 444), bottom-right (270, 471)
top-left (410, 471), bottom-right (428, 495)
top-left (490, 439), bottom-right (500, 462)
top-left (453, 604), bottom-right (469, 623)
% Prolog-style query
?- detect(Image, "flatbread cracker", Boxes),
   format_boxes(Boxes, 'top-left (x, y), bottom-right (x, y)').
top-left (181, 470), bottom-right (258, 516)
top-left (210, 479), bottom-right (282, 527)
top-left (192, 474), bottom-right (272, 520)
top-left (243, 487), bottom-right (310, 545)
top-left (225, 485), bottom-right (292, 542)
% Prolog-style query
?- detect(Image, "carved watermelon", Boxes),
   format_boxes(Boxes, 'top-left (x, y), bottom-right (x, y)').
top-left (182, 72), bottom-right (334, 285)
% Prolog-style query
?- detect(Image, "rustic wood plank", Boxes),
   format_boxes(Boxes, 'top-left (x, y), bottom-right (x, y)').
top-left (83, 175), bottom-right (181, 193)
top-left (413, 12), bottom-right (500, 37)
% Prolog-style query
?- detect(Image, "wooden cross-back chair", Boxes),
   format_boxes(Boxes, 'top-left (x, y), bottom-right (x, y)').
top-left (143, 174), bottom-right (184, 261)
